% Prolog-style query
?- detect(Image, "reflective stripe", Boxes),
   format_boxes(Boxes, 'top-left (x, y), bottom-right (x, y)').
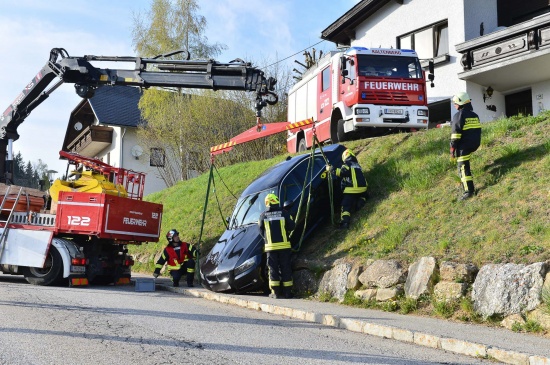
top-left (282, 280), bottom-right (293, 287)
top-left (457, 154), bottom-right (471, 162)
top-left (265, 241), bottom-right (291, 251)
top-left (463, 117), bottom-right (481, 130)
top-left (269, 280), bottom-right (281, 288)
top-left (343, 186), bottom-right (367, 193)
top-left (451, 133), bottom-right (462, 139)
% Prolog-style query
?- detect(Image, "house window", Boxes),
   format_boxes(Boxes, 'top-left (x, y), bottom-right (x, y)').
top-left (150, 148), bottom-right (165, 167)
top-left (398, 21), bottom-right (449, 59)
top-left (321, 67), bottom-right (330, 91)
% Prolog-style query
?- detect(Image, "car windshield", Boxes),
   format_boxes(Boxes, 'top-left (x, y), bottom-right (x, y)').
top-left (229, 189), bottom-right (275, 229)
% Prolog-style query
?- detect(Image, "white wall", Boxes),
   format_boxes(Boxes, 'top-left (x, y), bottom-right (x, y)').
top-left (351, 0), bottom-right (466, 109)
top-left (531, 80), bottom-right (550, 115)
top-left (98, 126), bottom-right (167, 197)
top-left (463, 0), bottom-right (498, 41)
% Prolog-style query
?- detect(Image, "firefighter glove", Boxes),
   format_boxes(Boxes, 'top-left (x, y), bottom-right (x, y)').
top-left (325, 164), bottom-right (332, 172)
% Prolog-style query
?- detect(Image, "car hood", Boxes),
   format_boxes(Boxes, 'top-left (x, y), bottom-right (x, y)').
top-left (201, 224), bottom-right (263, 277)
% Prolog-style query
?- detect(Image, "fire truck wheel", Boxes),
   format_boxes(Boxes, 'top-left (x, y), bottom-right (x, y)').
top-left (337, 119), bottom-right (346, 142)
top-left (298, 138), bottom-right (307, 152)
top-left (22, 246), bottom-right (64, 286)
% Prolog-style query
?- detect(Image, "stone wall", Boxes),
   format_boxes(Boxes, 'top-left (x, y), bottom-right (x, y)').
top-left (295, 256), bottom-right (550, 329)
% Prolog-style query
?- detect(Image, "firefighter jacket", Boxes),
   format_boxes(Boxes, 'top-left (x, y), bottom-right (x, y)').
top-left (451, 103), bottom-right (481, 152)
top-left (258, 205), bottom-right (296, 252)
top-left (336, 157), bottom-right (368, 194)
top-left (154, 242), bottom-right (190, 272)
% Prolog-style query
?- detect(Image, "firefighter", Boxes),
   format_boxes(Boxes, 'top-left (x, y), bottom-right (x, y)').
top-left (327, 148), bottom-right (368, 229)
top-left (153, 229), bottom-right (196, 287)
top-left (258, 193), bottom-right (295, 299)
top-left (450, 92), bottom-right (482, 200)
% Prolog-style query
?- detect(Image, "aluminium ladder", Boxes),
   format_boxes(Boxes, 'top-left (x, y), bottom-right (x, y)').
top-left (0, 186), bottom-right (24, 262)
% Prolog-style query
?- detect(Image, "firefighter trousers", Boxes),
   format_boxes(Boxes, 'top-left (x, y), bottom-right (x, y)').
top-left (266, 249), bottom-right (293, 290)
top-left (341, 192), bottom-right (368, 225)
top-left (457, 148), bottom-right (476, 194)
top-left (170, 259), bottom-right (195, 287)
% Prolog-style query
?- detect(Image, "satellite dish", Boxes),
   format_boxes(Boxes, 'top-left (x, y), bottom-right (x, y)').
top-left (131, 145), bottom-right (143, 158)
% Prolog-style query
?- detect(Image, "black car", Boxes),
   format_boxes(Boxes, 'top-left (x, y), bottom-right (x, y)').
top-left (200, 143), bottom-right (346, 293)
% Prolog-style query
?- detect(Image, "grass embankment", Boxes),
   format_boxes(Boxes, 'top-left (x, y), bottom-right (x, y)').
top-left (131, 112), bottom-right (550, 273)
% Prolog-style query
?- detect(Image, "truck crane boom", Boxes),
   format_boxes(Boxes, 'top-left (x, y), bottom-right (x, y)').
top-left (0, 47), bottom-right (277, 182)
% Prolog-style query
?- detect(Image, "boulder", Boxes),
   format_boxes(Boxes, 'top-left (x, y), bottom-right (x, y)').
top-left (439, 261), bottom-right (478, 283)
top-left (376, 286), bottom-right (403, 302)
top-left (293, 269), bottom-right (319, 296)
top-left (501, 314), bottom-right (526, 330)
top-left (405, 257), bottom-right (438, 299)
top-left (433, 281), bottom-right (467, 301)
top-left (472, 262), bottom-right (548, 318)
top-left (317, 263), bottom-right (352, 302)
top-left (347, 261), bottom-right (365, 290)
top-left (358, 259), bottom-right (406, 288)
top-left (355, 289), bottom-right (377, 301)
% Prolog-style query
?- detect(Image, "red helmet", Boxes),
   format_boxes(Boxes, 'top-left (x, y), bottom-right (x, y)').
top-left (166, 229), bottom-right (179, 242)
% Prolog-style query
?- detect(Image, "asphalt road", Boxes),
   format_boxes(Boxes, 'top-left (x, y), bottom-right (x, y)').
top-left (0, 274), bottom-right (499, 365)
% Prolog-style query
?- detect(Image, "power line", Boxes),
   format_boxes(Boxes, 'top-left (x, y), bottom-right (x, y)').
top-left (262, 39), bottom-right (326, 69)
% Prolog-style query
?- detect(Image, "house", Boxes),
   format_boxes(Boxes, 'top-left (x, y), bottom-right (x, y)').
top-left (321, 0), bottom-right (550, 124)
top-left (60, 85), bottom-right (167, 196)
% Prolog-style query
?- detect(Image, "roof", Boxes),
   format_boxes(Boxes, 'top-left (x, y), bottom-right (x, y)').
top-left (88, 85), bottom-right (143, 127)
top-left (321, 0), bottom-right (402, 45)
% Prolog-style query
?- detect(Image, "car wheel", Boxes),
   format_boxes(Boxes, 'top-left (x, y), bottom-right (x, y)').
top-left (298, 138), bottom-right (307, 152)
top-left (23, 246), bottom-right (64, 286)
top-left (337, 119), bottom-right (346, 142)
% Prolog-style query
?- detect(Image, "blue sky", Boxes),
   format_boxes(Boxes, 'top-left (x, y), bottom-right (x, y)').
top-left (0, 0), bottom-right (358, 177)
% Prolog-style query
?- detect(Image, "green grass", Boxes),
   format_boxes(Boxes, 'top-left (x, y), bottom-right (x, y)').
top-left (131, 111), bottom-right (550, 271)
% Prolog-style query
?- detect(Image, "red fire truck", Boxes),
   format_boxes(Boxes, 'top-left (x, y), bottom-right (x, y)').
top-left (286, 47), bottom-right (434, 152)
top-left (0, 47), bottom-right (277, 286)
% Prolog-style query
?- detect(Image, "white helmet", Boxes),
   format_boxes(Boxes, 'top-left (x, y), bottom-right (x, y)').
top-left (452, 92), bottom-right (471, 106)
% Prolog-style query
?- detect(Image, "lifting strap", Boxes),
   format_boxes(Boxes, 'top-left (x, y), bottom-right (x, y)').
top-left (290, 128), bottom-right (336, 252)
top-left (195, 161), bottom-right (214, 278)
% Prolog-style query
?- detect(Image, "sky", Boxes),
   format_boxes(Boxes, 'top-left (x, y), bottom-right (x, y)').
top-left (0, 0), bottom-right (358, 179)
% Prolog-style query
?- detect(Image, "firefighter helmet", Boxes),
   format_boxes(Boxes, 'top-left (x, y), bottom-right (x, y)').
top-left (342, 148), bottom-right (355, 162)
top-left (265, 193), bottom-right (280, 207)
top-left (452, 92), bottom-right (471, 106)
top-left (166, 229), bottom-right (179, 242)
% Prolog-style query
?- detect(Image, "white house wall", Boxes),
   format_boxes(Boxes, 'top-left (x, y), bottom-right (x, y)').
top-left (348, 0), bottom-right (507, 123)
top-left (531, 80), bottom-right (550, 116)
top-left (98, 126), bottom-right (167, 197)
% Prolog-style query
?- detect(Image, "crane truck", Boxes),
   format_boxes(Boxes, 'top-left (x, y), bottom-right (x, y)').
top-left (286, 47), bottom-right (434, 152)
top-left (0, 47), bottom-right (277, 286)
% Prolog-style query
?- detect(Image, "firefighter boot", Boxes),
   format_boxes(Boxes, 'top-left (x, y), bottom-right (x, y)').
top-left (283, 286), bottom-right (293, 299)
top-left (186, 273), bottom-right (194, 287)
top-left (269, 286), bottom-right (282, 299)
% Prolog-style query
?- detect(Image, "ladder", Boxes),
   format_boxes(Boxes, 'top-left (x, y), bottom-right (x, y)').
top-left (0, 186), bottom-right (23, 262)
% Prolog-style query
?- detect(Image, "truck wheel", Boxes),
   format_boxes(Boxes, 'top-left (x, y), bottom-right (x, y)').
top-left (23, 246), bottom-right (64, 286)
top-left (298, 138), bottom-right (307, 152)
top-left (337, 119), bottom-right (346, 142)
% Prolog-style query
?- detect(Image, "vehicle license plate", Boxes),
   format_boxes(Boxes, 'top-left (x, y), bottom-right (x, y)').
top-left (71, 265), bottom-right (86, 273)
top-left (384, 108), bottom-right (403, 115)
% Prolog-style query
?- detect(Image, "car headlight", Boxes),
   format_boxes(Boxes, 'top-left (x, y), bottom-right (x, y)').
top-left (417, 109), bottom-right (428, 116)
top-left (234, 256), bottom-right (258, 277)
top-left (355, 108), bottom-right (370, 115)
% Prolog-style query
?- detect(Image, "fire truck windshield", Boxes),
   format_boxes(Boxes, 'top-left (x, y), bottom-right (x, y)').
top-left (357, 55), bottom-right (422, 79)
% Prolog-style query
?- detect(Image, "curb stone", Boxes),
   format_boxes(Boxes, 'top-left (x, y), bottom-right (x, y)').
top-left (152, 282), bottom-right (550, 365)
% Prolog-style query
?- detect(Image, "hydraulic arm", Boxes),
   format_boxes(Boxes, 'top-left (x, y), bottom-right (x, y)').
top-left (0, 48), bottom-right (277, 182)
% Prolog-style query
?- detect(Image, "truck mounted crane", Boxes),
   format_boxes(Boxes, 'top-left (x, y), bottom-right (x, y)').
top-left (0, 47), bottom-right (278, 286)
